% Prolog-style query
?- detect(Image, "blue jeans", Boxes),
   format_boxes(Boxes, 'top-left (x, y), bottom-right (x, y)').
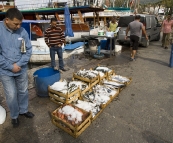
top-left (50, 47), bottom-right (64, 69)
top-left (0, 72), bottom-right (28, 119)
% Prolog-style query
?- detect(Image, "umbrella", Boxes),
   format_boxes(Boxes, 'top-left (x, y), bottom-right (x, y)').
top-left (64, 5), bottom-right (74, 37)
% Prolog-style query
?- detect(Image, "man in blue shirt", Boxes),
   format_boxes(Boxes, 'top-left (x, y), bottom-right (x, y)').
top-left (0, 8), bottom-right (34, 128)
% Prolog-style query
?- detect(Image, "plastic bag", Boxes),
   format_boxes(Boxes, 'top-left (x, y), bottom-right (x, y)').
top-left (0, 105), bottom-right (6, 124)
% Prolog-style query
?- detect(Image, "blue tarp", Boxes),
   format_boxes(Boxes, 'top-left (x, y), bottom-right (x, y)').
top-left (64, 5), bottom-right (74, 37)
top-left (64, 42), bottom-right (84, 50)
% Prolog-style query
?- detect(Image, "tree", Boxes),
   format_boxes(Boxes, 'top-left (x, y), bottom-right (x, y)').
top-left (162, 0), bottom-right (173, 14)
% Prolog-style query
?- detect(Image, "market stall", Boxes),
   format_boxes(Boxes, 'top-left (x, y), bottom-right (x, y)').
top-left (81, 34), bottom-right (116, 57)
top-left (48, 65), bottom-right (132, 138)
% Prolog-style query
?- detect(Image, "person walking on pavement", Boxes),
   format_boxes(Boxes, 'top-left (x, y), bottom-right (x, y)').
top-left (45, 18), bottom-right (67, 72)
top-left (161, 14), bottom-right (173, 49)
top-left (125, 15), bottom-right (148, 61)
top-left (105, 16), bottom-right (118, 50)
top-left (0, 8), bottom-right (34, 128)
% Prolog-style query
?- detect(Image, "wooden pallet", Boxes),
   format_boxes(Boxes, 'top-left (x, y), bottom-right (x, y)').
top-left (51, 104), bottom-right (92, 138)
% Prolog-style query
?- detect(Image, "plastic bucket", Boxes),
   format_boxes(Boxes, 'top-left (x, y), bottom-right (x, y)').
top-left (88, 39), bottom-right (99, 53)
top-left (33, 67), bottom-right (61, 97)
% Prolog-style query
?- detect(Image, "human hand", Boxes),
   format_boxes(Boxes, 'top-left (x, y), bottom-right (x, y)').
top-left (58, 44), bottom-right (61, 47)
top-left (12, 63), bottom-right (21, 73)
top-left (146, 36), bottom-right (149, 40)
top-left (125, 36), bottom-right (128, 40)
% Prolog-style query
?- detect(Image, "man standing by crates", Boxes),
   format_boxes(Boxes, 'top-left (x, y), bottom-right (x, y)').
top-left (45, 18), bottom-right (67, 72)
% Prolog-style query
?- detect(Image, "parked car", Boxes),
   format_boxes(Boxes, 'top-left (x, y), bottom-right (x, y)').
top-left (117, 14), bottom-right (161, 47)
top-left (157, 13), bottom-right (165, 22)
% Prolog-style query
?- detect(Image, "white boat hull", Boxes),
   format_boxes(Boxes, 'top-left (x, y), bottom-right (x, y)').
top-left (30, 45), bottom-right (84, 63)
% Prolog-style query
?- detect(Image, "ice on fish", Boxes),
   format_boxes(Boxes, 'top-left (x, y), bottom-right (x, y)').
top-left (50, 80), bottom-right (79, 94)
top-left (74, 100), bottom-right (100, 117)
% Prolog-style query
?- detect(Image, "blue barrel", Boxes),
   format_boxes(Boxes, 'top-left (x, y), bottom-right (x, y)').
top-left (33, 67), bottom-right (61, 97)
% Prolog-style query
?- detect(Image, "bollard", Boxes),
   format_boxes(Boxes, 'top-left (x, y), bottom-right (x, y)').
top-left (169, 44), bottom-right (173, 68)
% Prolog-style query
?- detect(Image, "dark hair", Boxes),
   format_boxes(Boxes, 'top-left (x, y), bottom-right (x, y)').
top-left (135, 15), bottom-right (141, 20)
top-left (51, 18), bottom-right (57, 23)
top-left (5, 8), bottom-right (23, 20)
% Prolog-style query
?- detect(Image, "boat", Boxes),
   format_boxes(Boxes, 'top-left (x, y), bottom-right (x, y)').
top-left (0, 3), bottom-right (104, 63)
top-left (0, 4), bottom-right (104, 42)
top-left (21, 19), bottom-right (86, 63)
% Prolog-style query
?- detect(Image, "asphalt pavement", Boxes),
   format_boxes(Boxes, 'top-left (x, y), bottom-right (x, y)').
top-left (0, 40), bottom-right (173, 143)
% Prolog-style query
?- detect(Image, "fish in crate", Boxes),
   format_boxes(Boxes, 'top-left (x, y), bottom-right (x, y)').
top-left (73, 69), bottom-right (100, 84)
top-left (51, 104), bottom-right (92, 138)
top-left (102, 79), bottom-right (125, 91)
top-left (70, 79), bottom-right (90, 94)
top-left (74, 100), bottom-right (101, 119)
top-left (93, 84), bottom-right (119, 99)
top-left (75, 84), bottom-right (119, 119)
top-left (94, 65), bottom-right (114, 78)
top-left (49, 80), bottom-right (81, 104)
top-left (109, 74), bottom-right (132, 85)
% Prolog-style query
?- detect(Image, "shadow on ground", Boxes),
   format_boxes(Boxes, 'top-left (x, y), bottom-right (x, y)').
top-left (142, 131), bottom-right (172, 143)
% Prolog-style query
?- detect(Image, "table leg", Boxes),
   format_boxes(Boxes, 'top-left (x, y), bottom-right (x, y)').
top-left (113, 37), bottom-right (115, 56)
top-left (83, 38), bottom-right (86, 55)
top-left (110, 37), bottom-right (112, 57)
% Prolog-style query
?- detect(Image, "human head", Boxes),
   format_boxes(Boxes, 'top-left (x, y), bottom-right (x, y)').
top-left (111, 16), bottom-right (116, 23)
top-left (50, 18), bottom-right (57, 28)
top-left (135, 15), bottom-right (141, 21)
top-left (5, 8), bottom-right (23, 31)
top-left (167, 14), bottom-right (171, 20)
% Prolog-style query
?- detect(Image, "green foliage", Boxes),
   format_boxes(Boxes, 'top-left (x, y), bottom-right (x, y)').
top-left (140, 0), bottom-right (162, 5)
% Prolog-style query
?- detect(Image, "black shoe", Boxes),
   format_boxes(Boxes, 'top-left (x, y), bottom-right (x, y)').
top-left (130, 57), bottom-right (136, 61)
top-left (59, 68), bottom-right (68, 72)
top-left (19, 111), bottom-right (34, 118)
top-left (11, 118), bottom-right (19, 128)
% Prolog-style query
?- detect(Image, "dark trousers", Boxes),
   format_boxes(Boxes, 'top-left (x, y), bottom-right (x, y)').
top-left (106, 38), bottom-right (115, 50)
top-left (130, 35), bottom-right (140, 50)
top-left (50, 47), bottom-right (64, 69)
